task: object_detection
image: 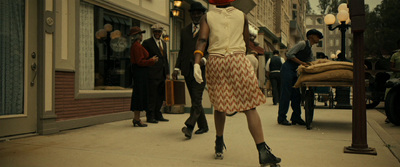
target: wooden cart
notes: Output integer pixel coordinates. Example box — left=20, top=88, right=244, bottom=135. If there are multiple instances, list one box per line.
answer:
left=301, top=81, right=353, bottom=130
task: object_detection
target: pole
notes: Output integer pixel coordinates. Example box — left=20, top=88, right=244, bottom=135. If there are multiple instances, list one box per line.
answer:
left=344, top=0, right=376, bottom=155
left=340, top=22, right=346, bottom=61
left=335, top=22, right=352, bottom=109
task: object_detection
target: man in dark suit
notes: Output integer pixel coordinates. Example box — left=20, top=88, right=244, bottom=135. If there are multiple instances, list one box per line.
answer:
left=172, top=2, right=208, bottom=139
left=142, top=23, right=169, bottom=123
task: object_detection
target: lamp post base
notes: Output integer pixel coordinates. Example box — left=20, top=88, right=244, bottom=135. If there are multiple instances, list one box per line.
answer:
left=344, top=146, right=377, bottom=155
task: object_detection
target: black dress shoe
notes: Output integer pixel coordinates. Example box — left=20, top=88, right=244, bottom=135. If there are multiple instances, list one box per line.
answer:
left=291, top=119, right=306, bottom=125
left=194, top=128, right=209, bottom=134
left=147, top=119, right=158, bottom=123
left=156, top=118, right=169, bottom=122
left=182, top=126, right=193, bottom=139
left=278, top=120, right=291, bottom=126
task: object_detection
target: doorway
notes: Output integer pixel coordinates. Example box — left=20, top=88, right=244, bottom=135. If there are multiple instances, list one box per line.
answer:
left=0, top=0, right=38, bottom=138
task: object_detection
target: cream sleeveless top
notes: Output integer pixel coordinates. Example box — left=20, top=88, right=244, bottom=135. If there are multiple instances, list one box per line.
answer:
left=206, top=6, right=246, bottom=56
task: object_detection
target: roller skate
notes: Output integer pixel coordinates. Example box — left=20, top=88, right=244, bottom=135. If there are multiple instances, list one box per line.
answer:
left=215, top=135, right=226, bottom=159
left=257, top=142, right=281, bottom=167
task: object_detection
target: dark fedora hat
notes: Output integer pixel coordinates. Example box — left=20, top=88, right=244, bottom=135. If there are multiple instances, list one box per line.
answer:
left=189, top=2, right=207, bottom=12
left=128, top=26, right=145, bottom=36
left=306, top=29, right=323, bottom=39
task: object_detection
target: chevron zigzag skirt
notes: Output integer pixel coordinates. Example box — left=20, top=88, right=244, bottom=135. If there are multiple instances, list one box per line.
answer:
left=205, top=52, right=266, bottom=113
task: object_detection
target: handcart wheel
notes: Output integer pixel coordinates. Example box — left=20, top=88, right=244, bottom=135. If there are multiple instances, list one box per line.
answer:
left=385, top=87, right=400, bottom=125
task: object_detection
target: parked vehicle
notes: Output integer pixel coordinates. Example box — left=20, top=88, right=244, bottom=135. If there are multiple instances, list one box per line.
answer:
left=365, top=72, right=390, bottom=109
left=365, top=57, right=391, bottom=109
left=385, top=78, right=400, bottom=125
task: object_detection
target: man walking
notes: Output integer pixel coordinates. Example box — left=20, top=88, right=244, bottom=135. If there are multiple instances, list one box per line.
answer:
left=265, top=50, right=285, bottom=105
left=142, top=23, right=170, bottom=123
left=172, top=2, right=209, bottom=139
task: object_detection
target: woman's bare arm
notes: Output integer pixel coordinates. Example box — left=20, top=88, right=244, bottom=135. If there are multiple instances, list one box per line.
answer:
left=194, top=14, right=210, bottom=64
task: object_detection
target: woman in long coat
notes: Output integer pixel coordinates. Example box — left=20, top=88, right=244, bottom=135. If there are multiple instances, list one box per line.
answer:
left=129, top=26, right=158, bottom=127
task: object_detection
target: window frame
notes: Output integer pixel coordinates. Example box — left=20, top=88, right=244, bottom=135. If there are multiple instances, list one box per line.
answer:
left=74, top=0, right=169, bottom=99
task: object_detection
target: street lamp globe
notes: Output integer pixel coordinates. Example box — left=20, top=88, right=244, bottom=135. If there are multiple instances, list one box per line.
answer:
left=346, top=18, right=351, bottom=24
left=331, top=53, right=336, bottom=59
left=324, top=14, right=336, bottom=25
left=338, top=3, right=349, bottom=12
left=337, top=10, right=349, bottom=23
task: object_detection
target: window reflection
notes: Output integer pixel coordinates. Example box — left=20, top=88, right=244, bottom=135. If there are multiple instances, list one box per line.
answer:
left=92, top=6, right=140, bottom=89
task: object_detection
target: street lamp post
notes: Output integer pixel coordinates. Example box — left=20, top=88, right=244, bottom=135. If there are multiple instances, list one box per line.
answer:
left=324, top=5, right=352, bottom=109
left=345, top=0, right=376, bottom=155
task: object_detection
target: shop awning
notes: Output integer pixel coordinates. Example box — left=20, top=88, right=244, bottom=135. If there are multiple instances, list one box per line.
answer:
left=259, top=27, right=279, bottom=44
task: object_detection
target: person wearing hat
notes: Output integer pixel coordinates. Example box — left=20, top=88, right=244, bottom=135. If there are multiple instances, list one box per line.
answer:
left=172, top=2, right=209, bottom=139
left=129, top=26, right=158, bottom=127
left=142, top=23, right=170, bottom=123
left=192, top=0, right=281, bottom=166
left=277, top=29, right=323, bottom=126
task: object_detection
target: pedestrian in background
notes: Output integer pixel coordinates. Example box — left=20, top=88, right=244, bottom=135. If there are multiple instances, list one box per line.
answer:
left=265, top=50, right=284, bottom=105
left=172, top=2, right=209, bottom=139
left=247, top=50, right=259, bottom=74
left=390, top=39, right=400, bottom=79
left=129, top=26, right=158, bottom=127
left=142, top=23, right=170, bottom=123
left=386, top=39, right=400, bottom=123
left=277, top=29, right=323, bottom=126
left=192, top=0, right=281, bottom=166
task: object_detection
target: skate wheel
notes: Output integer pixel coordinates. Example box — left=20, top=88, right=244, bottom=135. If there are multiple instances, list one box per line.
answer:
left=214, top=153, right=224, bottom=160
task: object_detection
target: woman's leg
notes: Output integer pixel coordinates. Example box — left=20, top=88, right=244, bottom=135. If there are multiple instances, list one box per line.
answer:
left=244, top=109, right=264, bottom=144
left=214, top=110, right=226, bottom=159
left=133, top=110, right=147, bottom=127
left=214, top=110, right=226, bottom=136
left=134, top=110, right=141, bottom=121
left=245, top=109, right=281, bottom=165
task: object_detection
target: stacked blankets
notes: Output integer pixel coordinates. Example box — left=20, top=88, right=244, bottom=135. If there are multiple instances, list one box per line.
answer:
left=293, top=59, right=354, bottom=88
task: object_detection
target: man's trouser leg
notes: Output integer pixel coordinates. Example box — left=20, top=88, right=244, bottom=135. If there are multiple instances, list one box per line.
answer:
left=278, top=63, right=297, bottom=123
left=184, top=77, right=208, bottom=129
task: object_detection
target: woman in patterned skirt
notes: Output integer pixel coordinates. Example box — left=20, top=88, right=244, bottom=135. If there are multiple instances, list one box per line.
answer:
left=192, top=0, right=281, bottom=166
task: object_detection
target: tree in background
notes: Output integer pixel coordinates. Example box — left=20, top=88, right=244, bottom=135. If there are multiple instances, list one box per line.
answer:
left=364, top=5, right=383, bottom=58
left=317, top=0, right=330, bottom=14
left=364, top=0, right=400, bottom=58
left=327, top=0, right=347, bottom=14
left=306, top=0, right=315, bottom=14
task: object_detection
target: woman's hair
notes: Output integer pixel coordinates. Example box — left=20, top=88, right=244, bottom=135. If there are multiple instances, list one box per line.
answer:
left=131, top=33, right=141, bottom=42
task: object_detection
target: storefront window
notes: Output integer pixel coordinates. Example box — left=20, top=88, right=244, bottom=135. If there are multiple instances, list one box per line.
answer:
left=80, top=2, right=149, bottom=90
left=93, top=7, right=139, bottom=89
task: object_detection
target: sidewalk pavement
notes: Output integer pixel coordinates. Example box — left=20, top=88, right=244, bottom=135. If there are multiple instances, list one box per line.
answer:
left=0, top=101, right=399, bottom=167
